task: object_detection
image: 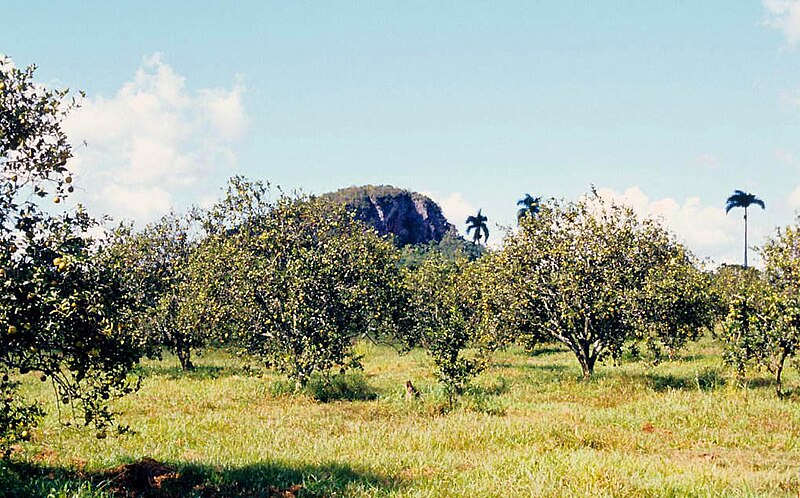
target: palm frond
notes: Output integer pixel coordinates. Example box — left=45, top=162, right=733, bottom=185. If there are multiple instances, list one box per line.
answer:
left=725, top=190, right=765, bottom=213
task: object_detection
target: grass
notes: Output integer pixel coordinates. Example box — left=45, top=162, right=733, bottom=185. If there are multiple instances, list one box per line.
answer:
left=3, top=337, right=800, bottom=497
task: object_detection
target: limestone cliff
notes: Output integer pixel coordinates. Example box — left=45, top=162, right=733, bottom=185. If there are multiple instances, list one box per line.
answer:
left=322, top=185, right=455, bottom=246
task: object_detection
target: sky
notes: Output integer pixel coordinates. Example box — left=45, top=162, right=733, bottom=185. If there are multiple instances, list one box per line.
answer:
left=3, top=1, right=800, bottom=265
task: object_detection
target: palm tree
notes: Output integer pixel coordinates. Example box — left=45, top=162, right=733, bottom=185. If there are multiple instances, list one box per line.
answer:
left=725, top=190, right=765, bottom=268
left=516, top=193, right=541, bottom=222
left=466, top=209, right=489, bottom=245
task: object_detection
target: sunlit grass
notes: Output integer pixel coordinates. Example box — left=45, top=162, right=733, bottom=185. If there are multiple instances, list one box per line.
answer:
left=3, top=336, right=800, bottom=497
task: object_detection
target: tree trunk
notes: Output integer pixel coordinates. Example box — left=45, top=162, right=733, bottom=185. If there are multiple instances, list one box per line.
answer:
left=576, top=344, right=596, bottom=379
left=176, top=347, right=194, bottom=371
left=579, top=359, right=590, bottom=378
left=775, top=348, right=789, bottom=398
left=743, top=208, right=748, bottom=268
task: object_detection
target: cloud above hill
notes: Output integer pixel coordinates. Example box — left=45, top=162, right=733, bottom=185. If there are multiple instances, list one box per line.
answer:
left=64, top=53, right=246, bottom=223
left=424, top=191, right=476, bottom=232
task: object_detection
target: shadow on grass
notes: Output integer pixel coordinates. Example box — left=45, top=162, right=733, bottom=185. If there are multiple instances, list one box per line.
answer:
left=270, top=372, right=379, bottom=403
left=626, top=368, right=727, bottom=392
left=528, top=346, right=568, bottom=357
left=468, top=376, right=509, bottom=397
left=739, top=376, right=776, bottom=389
left=137, top=363, right=264, bottom=381
left=0, top=457, right=401, bottom=498
left=491, top=362, right=569, bottom=374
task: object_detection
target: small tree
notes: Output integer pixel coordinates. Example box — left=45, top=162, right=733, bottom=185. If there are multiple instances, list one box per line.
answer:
left=494, top=194, right=708, bottom=377
left=635, top=247, right=716, bottom=361
left=197, top=179, right=405, bottom=389
left=721, top=221, right=800, bottom=396
left=402, top=253, right=489, bottom=402
left=109, top=212, right=207, bottom=370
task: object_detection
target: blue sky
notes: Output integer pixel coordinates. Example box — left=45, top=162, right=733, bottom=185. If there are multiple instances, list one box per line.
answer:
left=3, top=1, right=800, bottom=264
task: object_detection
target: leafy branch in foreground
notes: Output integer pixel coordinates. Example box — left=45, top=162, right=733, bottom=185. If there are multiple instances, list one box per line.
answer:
left=0, top=57, right=142, bottom=450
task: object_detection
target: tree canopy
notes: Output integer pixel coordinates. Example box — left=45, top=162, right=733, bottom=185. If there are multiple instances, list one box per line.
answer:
left=0, top=57, right=143, bottom=448
left=488, top=193, right=714, bottom=377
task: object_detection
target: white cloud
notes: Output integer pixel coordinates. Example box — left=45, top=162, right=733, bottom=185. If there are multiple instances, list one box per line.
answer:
left=64, top=53, right=246, bottom=224
left=775, top=148, right=800, bottom=168
left=775, top=149, right=800, bottom=212
left=423, top=191, right=476, bottom=233
left=100, top=184, right=173, bottom=221
left=693, top=153, right=720, bottom=169
left=199, top=80, right=246, bottom=140
left=595, top=186, right=753, bottom=265
left=789, top=185, right=800, bottom=210
left=763, top=0, right=800, bottom=45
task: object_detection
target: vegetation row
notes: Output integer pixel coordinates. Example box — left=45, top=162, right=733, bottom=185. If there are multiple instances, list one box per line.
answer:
left=1, top=58, right=799, bottom=466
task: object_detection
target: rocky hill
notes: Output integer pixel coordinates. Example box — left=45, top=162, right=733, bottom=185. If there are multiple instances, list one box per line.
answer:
left=322, top=185, right=456, bottom=246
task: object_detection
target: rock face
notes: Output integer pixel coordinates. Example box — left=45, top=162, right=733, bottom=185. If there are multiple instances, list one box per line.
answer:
left=322, top=185, right=455, bottom=246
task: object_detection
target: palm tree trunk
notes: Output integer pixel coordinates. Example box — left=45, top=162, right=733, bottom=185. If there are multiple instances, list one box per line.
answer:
left=743, top=207, right=748, bottom=268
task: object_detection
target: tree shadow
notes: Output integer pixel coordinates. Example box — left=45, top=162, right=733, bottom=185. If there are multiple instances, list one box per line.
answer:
left=626, top=368, right=727, bottom=392
left=137, top=363, right=264, bottom=381
left=490, top=362, right=568, bottom=373
left=0, top=457, right=402, bottom=498
left=528, top=346, right=568, bottom=357
left=468, top=376, right=509, bottom=397
left=739, top=376, right=775, bottom=389
left=269, top=372, right=379, bottom=402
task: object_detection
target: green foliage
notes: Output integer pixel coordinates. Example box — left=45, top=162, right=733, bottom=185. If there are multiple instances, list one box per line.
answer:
left=712, top=264, right=759, bottom=318
left=0, top=57, right=142, bottom=452
left=0, top=377, right=42, bottom=456
left=721, top=219, right=800, bottom=395
left=270, top=372, right=378, bottom=402
left=398, top=231, right=483, bottom=270
left=196, top=177, right=406, bottom=387
left=634, top=246, right=716, bottom=361
left=0, top=57, right=77, bottom=213
left=401, top=253, right=488, bottom=401
left=108, top=212, right=207, bottom=370
left=0, top=206, right=143, bottom=435
left=491, top=193, right=711, bottom=377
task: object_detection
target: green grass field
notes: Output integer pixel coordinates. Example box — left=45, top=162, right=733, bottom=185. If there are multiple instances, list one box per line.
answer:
left=2, top=338, right=799, bottom=497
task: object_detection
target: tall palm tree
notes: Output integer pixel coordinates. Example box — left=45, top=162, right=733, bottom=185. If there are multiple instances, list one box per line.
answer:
left=725, top=190, right=765, bottom=268
left=466, top=209, right=489, bottom=245
left=516, top=193, right=541, bottom=222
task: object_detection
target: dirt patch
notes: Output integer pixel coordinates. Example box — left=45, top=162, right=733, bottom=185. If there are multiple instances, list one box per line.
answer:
left=641, top=422, right=673, bottom=436
left=99, top=458, right=181, bottom=495
left=97, top=458, right=305, bottom=497
left=267, top=484, right=304, bottom=497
